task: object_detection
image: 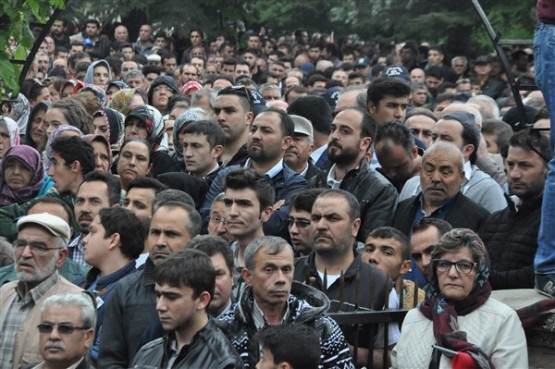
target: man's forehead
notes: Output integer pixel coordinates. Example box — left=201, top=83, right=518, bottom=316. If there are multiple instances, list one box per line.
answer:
left=127, top=187, right=156, bottom=200
left=366, top=236, right=401, bottom=250
left=78, top=181, right=108, bottom=197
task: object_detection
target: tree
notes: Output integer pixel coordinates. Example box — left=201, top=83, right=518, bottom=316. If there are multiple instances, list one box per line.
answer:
left=1, top=0, right=65, bottom=96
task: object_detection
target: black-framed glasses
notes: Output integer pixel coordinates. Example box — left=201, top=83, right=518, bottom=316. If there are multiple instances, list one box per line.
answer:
left=37, top=322, right=91, bottom=335
left=433, top=259, right=477, bottom=274
left=286, top=218, right=312, bottom=229
left=13, top=240, right=62, bottom=255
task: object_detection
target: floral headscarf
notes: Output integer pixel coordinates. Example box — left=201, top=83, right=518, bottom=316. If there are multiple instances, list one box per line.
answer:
left=109, top=88, right=136, bottom=116
left=0, top=145, right=44, bottom=206
left=92, top=108, right=125, bottom=151
left=0, top=116, right=21, bottom=148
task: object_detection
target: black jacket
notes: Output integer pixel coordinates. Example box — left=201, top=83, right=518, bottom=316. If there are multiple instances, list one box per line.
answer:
left=23, top=357, right=92, bottom=369
left=131, top=319, right=243, bottom=369
left=479, top=195, right=543, bottom=289
left=97, top=258, right=158, bottom=369
left=392, top=192, right=490, bottom=236
left=308, top=157, right=398, bottom=241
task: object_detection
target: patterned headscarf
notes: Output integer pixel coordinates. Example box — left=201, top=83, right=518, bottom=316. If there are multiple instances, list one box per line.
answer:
left=109, top=88, right=136, bottom=116
left=0, top=117, right=21, bottom=148
left=92, top=108, right=125, bottom=150
left=0, top=145, right=44, bottom=206
left=124, top=105, right=167, bottom=152
left=79, top=84, right=108, bottom=108
left=11, top=93, right=30, bottom=133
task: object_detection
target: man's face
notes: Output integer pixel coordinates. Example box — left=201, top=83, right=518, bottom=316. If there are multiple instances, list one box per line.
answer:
left=75, top=180, right=111, bottom=234
left=125, top=75, right=145, bottom=89
left=190, top=31, right=202, bottom=46
left=406, top=115, right=435, bottom=148
left=163, top=57, right=177, bottom=73
left=425, top=75, right=442, bottom=92
left=309, top=47, right=321, bottom=62
left=124, top=187, right=156, bottom=226
left=248, top=36, right=260, bottom=49
left=51, top=21, right=64, bottom=36
left=183, top=133, right=219, bottom=177
left=155, top=283, right=204, bottom=332
left=47, top=152, right=77, bottom=194
left=288, top=207, right=314, bottom=256
left=348, top=77, right=365, bottom=86
left=269, top=64, right=285, bottom=80
left=411, top=88, right=428, bottom=107
left=431, top=119, right=469, bottom=158
left=332, top=70, right=348, bottom=87
left=243, top=52, right=257, bottom=68
left=39, top=305, right=93, bottom=368
left=248, top=111, right=290, bottom=164
left=139, top=25, right=152, bottom=42
left=114, top=25, right=128, bottom=42
left=70, top=45, right=84, bottom=54
left=191, top=57, right=205, bottom=74
left=427, top=49, right=443, bottom=66
left=85, top=23, right=99, bottom=38
left=506, top=145, right=547, bottom=200
left=284, top=134, right=312, bottom=172
left=261, top=88, right=280, bottom=101
left=474, top=63, right=491, bottom=77
left=284, top=76, right=300, bottom=89
left=243, top=246, right=294, bottom=308
left=420, top=147, right=464, bottom=208
left=151, top=83, right=174, bottom=111
left=343, top=54, right=355, bottom=64
left=375, top=139, right=417, bottom=188
left=214, top=94, right=252, bottom=142
left=368, top=95, right=409, bottom=124
left=362, top=236, right=406, bottom=280
left=121, top=47, right=134, bottom=61
left=452, top=60, right=467, bottom=75
left=15, top=225, right=66, bottom=284
left=147, top=206, right=192, bottom=266
left=312, top=196, right=359, bottom=257
left=400, top=48, right=415, bottom=64
left=82, top=215, right=112, bottom=267
left=235, top=64, right=251, bottom=80
left=52, top=58, right=68, bottom=72
left=224, top=187, right=270, bottom=239
left=181, top=66, right=199, bottom=84
left=209, top=253, right=234, bottom=316
left=37, top=54, right=50, bottom=72
left=220, top=64, right=235, bottom=78
left=328, top=109, right=368, bottom=166
left=208, top=201, right=235, bottom=244
left=121, top=61, right=139, bottom=75
left=410, top=226, right=441, bottom=279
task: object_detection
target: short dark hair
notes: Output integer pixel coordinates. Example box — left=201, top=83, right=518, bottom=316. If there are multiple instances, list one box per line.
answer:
left=154, top=248, right=215, bottom=299
left=182, top=120, right=225, bottom=149
left=153, top=201, right=202, bottom=238
left=120, top=137, right=153, bottom=164
left=287, top=95, right=332, bottom=135
left=259, top=108, right=294, bottom=137
left=127, top=177, right=168, bottom=194
left=316, top=189, right=360, bottom=221
left=412, top=217, right=452, bottom=237
left=50, top=136, right=95, bottom=176
left=27, top=197, right=73, bottom=224
left=509, top=129, right=550, bottom=163
left=98, top=207, right=146, bottom=260
left=290, top=188, right=325, bottom=213
left=441, top=112, right=481, bottom=164
left=426, top=65, right=444, bottom=79
left=188, top=235, right=234, bottom=274
left=81, top=172, right=121, bottom=206
left=152, top=189, right=195, bottom=211
left=367, top=77, right=411, bottom=106
left=217, top=85, right=253, bottom=112
left=375, top=120, right=415, bottom=154
left=256, top=324, right=321, bottom=369
left=223, top=169, right=275, bottom=211
left=307, top=74, right=327, bottom=87
left=367, top=226, right=410, bottom=260
left=481, top=119, right=513, bottom=154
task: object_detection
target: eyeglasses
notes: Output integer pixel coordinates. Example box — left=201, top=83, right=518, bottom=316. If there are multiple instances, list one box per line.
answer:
left=152, top=85, right=174, bottom=94
left=209, top=215, right=225, bottom=225
left=286, top=218, right=312, bottom=229
left=13, top=240, right=62, bottom=255
left=433, top=259, right=477, bottom=274
left=37, top=322, right=91, bottom=335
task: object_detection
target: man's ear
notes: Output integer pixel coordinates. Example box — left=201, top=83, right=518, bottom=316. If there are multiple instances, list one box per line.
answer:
left=411, top=145, right=419, bottom=159
left=360, top=137, right=372, bottom=152
left=70, top=160, right=81, bottom=174
left=246, top=112, right=255, bottom=125
left=260, top=206, right=273, bottom=223
left=367, top=101, right=376, bottom=114
left=400, top=259, right=412, bottom=275
left=462, top=143, right=475, bottom=162
left=55, top=248, right=68, bottom=269
left=212, top=144, right=224, bottom=158
left=282, top=136, right=292, bottom=150
left=197, top=290, right=212, bottom=310
left=242, top=267, right=252, bottom=287
left=108, top=232, right=121, bottom=251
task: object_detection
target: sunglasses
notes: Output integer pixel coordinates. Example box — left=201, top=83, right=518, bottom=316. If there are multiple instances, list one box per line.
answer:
left=37, top=322, right=91, bottom=334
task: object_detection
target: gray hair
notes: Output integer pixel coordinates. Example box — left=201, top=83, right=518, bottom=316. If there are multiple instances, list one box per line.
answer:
left=244, top=236, right=293, bottom=270
left=55, top=236, right=68, bottom=249
left=191, top=88, right=217, bottom=108
left=468, top=95, right=500, bottom=120
left=431, top=228, right=487, bottom=268
left=423, top=141, right=465, bottom=173
left=124, top=69, right=146, bottom=82
left=41, top=293, right=97, bottom=330
left=259, top=83, right=281, bottom=94
left=213, top=192, right=226, bottom=203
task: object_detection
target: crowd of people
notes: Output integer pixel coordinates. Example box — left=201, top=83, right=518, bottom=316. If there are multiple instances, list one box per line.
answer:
left=1, top=1, right=555, bottom=368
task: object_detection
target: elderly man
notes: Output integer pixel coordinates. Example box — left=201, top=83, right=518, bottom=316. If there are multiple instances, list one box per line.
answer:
left=217, top=236, right=355, bottom=369
left=28, top=293, right=96, bottom=369
left=284, top=115, right=321, bottom=181
left=0, top=214, right=82, bottom=369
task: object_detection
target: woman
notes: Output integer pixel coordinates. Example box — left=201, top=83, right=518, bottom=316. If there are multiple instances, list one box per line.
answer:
left=20, top=79, right=51, bottom=108
left=84, top=60, right=112, bottom=89
left=82, top=134, right=112, bottom=173
left=92, top=108, right=125, bottom=151
left=117, top=137, right=152, bottom=191
left=44, top=99, right=93, bottom=137
left=0, top=145, right=52, bottom=206
left=25, top=102, right=49, bottom=153
left=0, top=117, right=20, bottom=159
left=391, top=229, right=528, bottom=369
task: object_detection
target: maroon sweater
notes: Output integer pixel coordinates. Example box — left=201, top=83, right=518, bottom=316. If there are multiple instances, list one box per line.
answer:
left=538, top=0, right=555, bottom=22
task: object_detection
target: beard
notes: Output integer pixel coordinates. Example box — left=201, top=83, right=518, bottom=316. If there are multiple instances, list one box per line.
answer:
left=328, top=142, right=360, bottom=166
left=313, top=233, right=353, bottom=259
left=16, top=251, right=59, bottom=283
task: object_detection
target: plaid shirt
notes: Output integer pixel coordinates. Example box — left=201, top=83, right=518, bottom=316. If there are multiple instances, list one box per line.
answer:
left=68, top=234, right=89, bottom=267
left=0, top=273, right=59, bottom=368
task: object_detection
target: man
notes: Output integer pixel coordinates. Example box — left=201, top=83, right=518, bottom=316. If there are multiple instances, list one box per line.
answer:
left=235, top=61, right=252, bottom=80
left=284, top=115, right=320, bottom=180
left=308, top=108, right=398, bottom=240
left=259, top=83, right=281, bottom=101
left=123, top=177, right=167, bottom=228
left=473, top=55, right=506, bottom=99
left=393, top=141, right=490, bottom=236
left=409, top=67, right=425, bottom=84
left=50, top=19, right=70, bottom=49
left=256, top=324, right=321, bottom=369
left=0, top=213, right=82, bottom=369
left=161, top=53, right=177, bottom=74
left=410, top=83, right=429, bottom=107
left=375, top=121, right=421, bottom=191
left=131, top=249, right=242, bottom=369
left=294, top=189, right=391, bottom=367
left=335, top=88, right=367, bottom=114
left=362, top=227, right=424, bottom=309
left=207, top=193, right=236, bottom=244
left=217, top=236, right=355, bottom=369
left=221, top=58, right=236, bottom=79
left=403, top=108, right=438, bottom=148
left=287, top=189, right=323, bottom=257
left=0, top=136, right=94, bottom=242
left=409, top=218, right=452, bottom=280
left=480, top=130, right=549, bottom=289
left=213, top=86, right=254, bottom=166
left=182, top=120, right=224, bottom=183
left=79, top=208, right=145, bottom=361
left=98, top=202, right=201, bottom=369
left=366, top=78, right=411, bottom=125
left=133, top=24, right=154, bottom=56
left=401, top=111, right=507, bottom=214
left=113, top=24, right=129, bottom=43
left=180, top=64, right=200, bottom=84
left=32, top=293, right=96, bottom=369
left=147, top=75, right=179, bottom=114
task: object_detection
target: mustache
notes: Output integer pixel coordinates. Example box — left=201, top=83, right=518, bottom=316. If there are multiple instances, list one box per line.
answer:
left=78, top=214, right=93, bottom=221
left=44, top=344, right=65, bottom=350
left=427, top=183, right=446, bottom=191
left=329, top=140, right=341, bottom=149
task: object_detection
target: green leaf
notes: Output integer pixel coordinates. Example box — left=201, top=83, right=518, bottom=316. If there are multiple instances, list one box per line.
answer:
left=0, top=58, right=20, bottom=96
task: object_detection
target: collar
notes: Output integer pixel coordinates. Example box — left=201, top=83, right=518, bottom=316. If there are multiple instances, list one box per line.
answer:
left=418, top=192, right=459, bottom=217
left=86, top=262, right=136, bottom=292
left=300, top=162, right=309, bottom=177
left=463, top=160, right=473, bottom=182
left=310, top=144, right=328, bottom=162
left=326, top=164, right=342, bottom=189
left=252, top=298, right=290, bottom=330
left=17, top=272, right=60, bottom=302
left=244, top=158, right=284, bottom=179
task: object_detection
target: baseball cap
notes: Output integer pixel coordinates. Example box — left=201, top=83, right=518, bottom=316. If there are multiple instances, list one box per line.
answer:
left=83, top=38, right=95, bottom=47
left=475, top=55, right=493, bottom=65
left=290, top=114, right=313, bottom=140
left=17, top=213, right=71, bottom=243
left=382, top=65, right=410, bottom=83
left=355, top=57, right=371, bottom=67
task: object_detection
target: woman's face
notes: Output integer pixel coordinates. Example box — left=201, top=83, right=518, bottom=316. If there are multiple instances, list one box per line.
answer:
left=48, top=84, right=60, bottom=103
left=30, top=109, right=47, bottom=149
left=93, top=116, right=110, bottom=142
left=124, top=117, right=148, bottom=140
left=91, top=141, right=111, bottom=173
left=44, top=108, right=69, bottom=137
left=4, top=159, right=33, bottom=190
left=93, top=65, right=109, bottom=87
left=0, top=124, right=12, bottom=158
left=62, top=85, right=73, bottom=99
left=33, top=87, right=51, bottom=106
left=117, top=141, right=151, bottom=187
left=436, top=247, right=478, bottom=301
